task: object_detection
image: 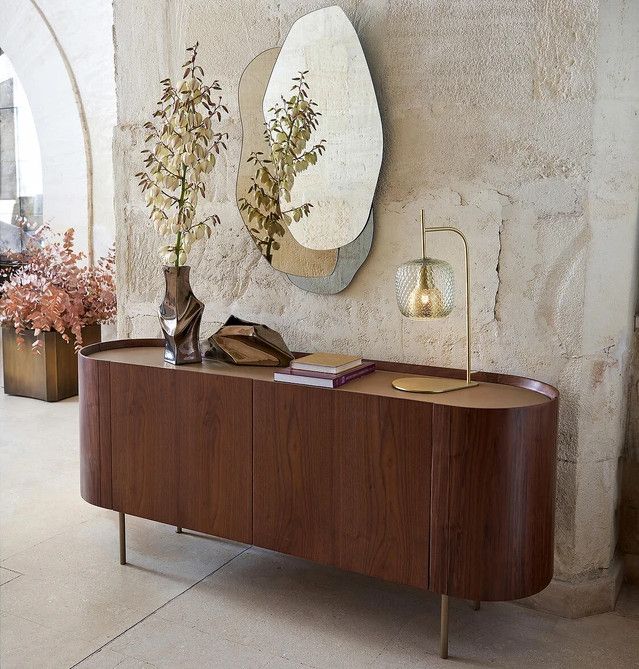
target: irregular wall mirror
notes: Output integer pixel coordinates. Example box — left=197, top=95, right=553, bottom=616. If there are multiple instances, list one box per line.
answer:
left=263, top=6, right=383, bottom=251
left=287, top=209, right=374, bottom=294
left=237, top=48, right=338, bottom=278
left=237, top=5, right=382, bottom=292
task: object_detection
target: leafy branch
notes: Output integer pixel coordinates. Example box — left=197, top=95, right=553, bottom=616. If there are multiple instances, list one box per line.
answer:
left=136, top=42, right=228, bottom=267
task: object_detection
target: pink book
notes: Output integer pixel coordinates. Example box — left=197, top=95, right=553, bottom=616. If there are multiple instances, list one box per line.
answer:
left=273, top=362, right=375, bottom=388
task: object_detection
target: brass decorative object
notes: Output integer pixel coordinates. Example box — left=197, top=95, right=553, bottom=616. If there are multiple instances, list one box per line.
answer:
left=204, top=315, right=293, bottom=367
left=393, top=210, right=479, bottom=394
left=158, top=266, right=204, bottom=365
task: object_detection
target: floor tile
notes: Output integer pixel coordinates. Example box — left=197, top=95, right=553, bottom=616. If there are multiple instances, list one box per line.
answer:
left=261, top=657, right=318, bottom=669
left=75, top=648, right=152, bottom=668
left=2, top=513, right=247, bottom=605
left=0, top=612, right=95, bottom=669
left=0, top=516, right=247, bottom=647
left=0, top=394, right=100, bottom=560
left=105, top=615, right=279, bottom=669
left=0, top=572, right=147, bottom=645
left=157, top=547, right=425, bottom=669
left=373, top=598, right=639, bottom=669
left=0, top=567, right=21, bottom=585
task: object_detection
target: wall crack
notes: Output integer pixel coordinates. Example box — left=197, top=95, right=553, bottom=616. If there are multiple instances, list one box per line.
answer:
left=493, top=218, right=505, bottom=322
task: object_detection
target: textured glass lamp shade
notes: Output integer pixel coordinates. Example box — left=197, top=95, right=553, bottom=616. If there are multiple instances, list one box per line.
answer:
left=395, top=258, right=455, bottom=319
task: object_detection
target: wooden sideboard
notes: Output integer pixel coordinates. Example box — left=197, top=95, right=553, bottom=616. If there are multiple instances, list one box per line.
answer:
left=79, top=339, right=558, bottom=659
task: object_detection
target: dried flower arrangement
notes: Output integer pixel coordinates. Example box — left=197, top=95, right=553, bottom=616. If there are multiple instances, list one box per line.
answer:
left=136, top=42, right=229, bottom=267
left=0, top=228, right=116, bottom=351
left=238, top=70, right=326, bottom=263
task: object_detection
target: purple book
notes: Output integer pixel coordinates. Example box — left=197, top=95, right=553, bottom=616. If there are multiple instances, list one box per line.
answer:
left=273, top=362, right=375, bottom=388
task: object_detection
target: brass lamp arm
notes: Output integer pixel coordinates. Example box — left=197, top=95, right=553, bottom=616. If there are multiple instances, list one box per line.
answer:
left=420, top=213, right=472, bottom=386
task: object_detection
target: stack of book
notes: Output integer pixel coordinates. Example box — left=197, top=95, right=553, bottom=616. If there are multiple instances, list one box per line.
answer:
left=274, top=353, right=375, bottom=388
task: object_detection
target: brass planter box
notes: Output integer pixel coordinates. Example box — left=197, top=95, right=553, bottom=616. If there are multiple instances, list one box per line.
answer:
left=2, top=324, right=101, bottom=401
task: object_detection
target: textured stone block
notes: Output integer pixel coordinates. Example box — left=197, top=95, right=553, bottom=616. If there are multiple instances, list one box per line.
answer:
left=520, top=556, right=623, bottom=618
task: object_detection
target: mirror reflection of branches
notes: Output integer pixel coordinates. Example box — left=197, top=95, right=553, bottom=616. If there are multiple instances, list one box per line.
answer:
left=238, top=71, right=325, bottom=263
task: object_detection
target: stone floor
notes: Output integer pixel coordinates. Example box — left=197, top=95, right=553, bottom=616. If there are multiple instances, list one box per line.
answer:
left=1, top=382, right=638, bottom=669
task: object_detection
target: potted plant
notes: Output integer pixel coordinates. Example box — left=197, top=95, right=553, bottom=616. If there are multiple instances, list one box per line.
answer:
left=136, top=42, right=228, bottom=365
left=0, top=228, right=115, bottom=401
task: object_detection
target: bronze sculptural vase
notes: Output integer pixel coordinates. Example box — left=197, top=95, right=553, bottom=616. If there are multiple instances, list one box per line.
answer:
left=158, top=266, right=204, bottom=365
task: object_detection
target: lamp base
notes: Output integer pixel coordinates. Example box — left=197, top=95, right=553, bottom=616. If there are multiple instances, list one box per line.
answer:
left=392, top=376, right=479, bottom=394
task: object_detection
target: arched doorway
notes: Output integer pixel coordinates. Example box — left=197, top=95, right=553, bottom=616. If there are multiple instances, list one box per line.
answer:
left=0, top=50, right=43, bottom=252
left=0, top=0, right=116, bottom=263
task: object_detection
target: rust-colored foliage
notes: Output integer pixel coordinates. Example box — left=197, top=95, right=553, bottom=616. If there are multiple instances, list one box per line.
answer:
left=0, top=228, right=116, bottom=352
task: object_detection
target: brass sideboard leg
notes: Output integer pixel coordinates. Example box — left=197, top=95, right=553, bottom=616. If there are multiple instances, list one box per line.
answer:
left=473, top=600, right=480, bottom=611
left=119, top=512, right=126, bottom=565
left=176, top=526, right=183, bottom=533
left=440, top=594, right=449, bottom=659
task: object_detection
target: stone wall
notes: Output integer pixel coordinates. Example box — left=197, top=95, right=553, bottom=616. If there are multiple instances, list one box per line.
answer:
left=112, top=0, right=639, bottom=614
left=0, top=0, right=116, bottom=258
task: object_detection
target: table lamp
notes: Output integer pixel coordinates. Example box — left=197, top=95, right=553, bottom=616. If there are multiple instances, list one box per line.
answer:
left=393, top=210, right=479, bottom=393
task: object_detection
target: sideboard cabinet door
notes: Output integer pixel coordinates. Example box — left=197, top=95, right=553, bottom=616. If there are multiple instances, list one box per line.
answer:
left=430, top=404, right=557, bottom=601
left=253, top=381, right=431, bottom=589
left=176, top=373, right=252, bottom=543
left=110, top=365, right=253, bottom=543
left=111, top=364, right=179, bottom=525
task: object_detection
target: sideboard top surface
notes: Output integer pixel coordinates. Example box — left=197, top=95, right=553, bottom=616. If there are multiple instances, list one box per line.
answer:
left=82, top=341, right=552, bottom=410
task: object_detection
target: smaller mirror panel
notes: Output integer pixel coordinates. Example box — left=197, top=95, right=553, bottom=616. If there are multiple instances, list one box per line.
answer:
left=287, top=209, right=374, bottom=295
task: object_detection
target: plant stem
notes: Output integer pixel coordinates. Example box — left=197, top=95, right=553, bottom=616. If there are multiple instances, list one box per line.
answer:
left=174, top=165, right=188, bottom=268
left=265, top=237, right=273, bottom=263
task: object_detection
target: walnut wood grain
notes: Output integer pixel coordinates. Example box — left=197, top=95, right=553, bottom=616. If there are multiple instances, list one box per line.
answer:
left=79, top=339, right=558, bottom=603
left=176, top=372, right=252, bottom=542
left=98, top=362, right=112, bottom=508
left=253, top=382, right=336, bottom=564
left=335, top=393, right=431, bottom=587
left=253, top=381, right=431, bottom=588
left=79, top=353, right=102, bottom=506
left=430, top=402, right=558, bottom=600
left=429, top=405, right=451, bottom=595
left=110, top=364, right=179, bottom=525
